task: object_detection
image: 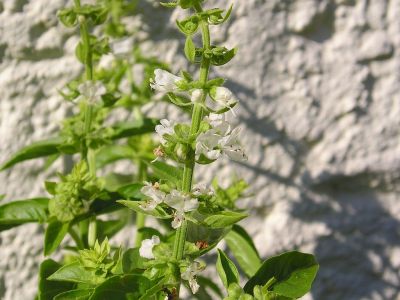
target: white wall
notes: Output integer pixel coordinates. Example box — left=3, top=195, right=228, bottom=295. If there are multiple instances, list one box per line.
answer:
left=1, top=0, right=400, bottom=299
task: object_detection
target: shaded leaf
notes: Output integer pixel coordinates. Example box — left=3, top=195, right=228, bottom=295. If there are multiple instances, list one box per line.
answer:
left=145, top=161, right=183, bottom=188
left=117, top=200, right=171, bottom=219
left=54, top=289, right=94, bottom=300
left=1, top=138, right=63, bottom=170
left=38, top=259, right=74, bottom=300
left=203, top=211, right=248, bottom=228
left=216, top=249, right=240, bottom=289
left=225, top=225, right=261, bottom=277
left=243, top=251, right=319, bottom=298
left=117, top=183, right=144, bottom=200
left=44, top=220, right=69, bottom=256
left=48, top=261, right=103, bottom=285
left=111, top=119, right=158, bottom=140
left=96, top=145, right=135, bottom=168
left=0, top=198, right=49, bottom=229
left=89, top=274, right=152, bottom=300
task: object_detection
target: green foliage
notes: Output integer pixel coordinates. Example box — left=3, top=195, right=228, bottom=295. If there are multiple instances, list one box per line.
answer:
left=244, top=251, right=319, bottom=298
left=38, top=259, right=74, bottom=300
left=225, top=225, right=261, bottom=277
left=78, top=238, right=120, bottom=277
left=0, top=198, right=49, bottom=230
left=48, top=162, right=104, bottom=222
left=216, top=249, right=240, bottom=289
left=0, top=138, right=62, bottom=170
left=0, top=1, right=319, bottom=299
left=44, top=220, right=69, bottom=255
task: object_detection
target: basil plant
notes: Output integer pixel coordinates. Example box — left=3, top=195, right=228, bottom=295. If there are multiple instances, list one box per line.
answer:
left=0, top=0, right=319, bottom=299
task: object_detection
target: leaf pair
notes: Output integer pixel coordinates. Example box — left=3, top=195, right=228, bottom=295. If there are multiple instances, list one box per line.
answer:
left=217, top=247, right=319, bottom=299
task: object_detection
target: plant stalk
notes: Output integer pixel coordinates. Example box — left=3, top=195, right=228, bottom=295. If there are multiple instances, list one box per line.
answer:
left=135, top=160, right=147, bottom=247
left=76, top=0, right=97, bottom=247
left=172, top=3, right=211, bottom=297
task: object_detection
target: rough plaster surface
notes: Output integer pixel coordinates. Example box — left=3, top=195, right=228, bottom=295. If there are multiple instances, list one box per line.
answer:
left=1, top=0, right=400, bottom=299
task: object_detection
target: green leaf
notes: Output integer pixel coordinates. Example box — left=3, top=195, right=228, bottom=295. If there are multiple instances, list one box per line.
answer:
left=160, top=1, right=178, bottom=8
left=0, top=198, right=49, bottom=229
left=122, top=248, right=146, bottom=273
left=44, top=181, right=57, bottom=195
left=137, top=227, right=163, bottom=241
left=224, top=283, right=253, bottom=300
left=97, top=218, right=128, bottom=241
left=75, top=41, right=87, bottom=64
left=110, top=118, right=158, bottom=140
left=89, top=274, right=152, bottom=300
left=48, top=261, right=103, bottom=285
left=96, top=145, right=134, bottom=168
left=54, top=289, right=94, bottom=300
left=117, top=200, right=171, bottom=219
left=203, top=211, right=248, bottom=228
left=145, top=161, right=183, bottom=188
left=243, top=251, right=319, bottom=298
left=225, top=225, right=261, bottom=277
left=184, top=35, right=196, bottom=62
left=38, top=259, right=74, bottom=300
left=57, top=8, right=78, bottom=28
left=1, top=138, right=62, bottom=170
left=44, top=220, right=69, bottom=256
left=210, top=47, right=237, bottom=66
left=117, top=183, right=144, bottom=200
left=197, top=276, right=224, bottom=298
left=217, top=249, right=240, bottom=289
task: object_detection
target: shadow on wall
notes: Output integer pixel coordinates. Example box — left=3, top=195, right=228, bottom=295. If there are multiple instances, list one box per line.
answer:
left=292, top=177, right=400, bottom=300
left=225, top=78, right=400, bottom=299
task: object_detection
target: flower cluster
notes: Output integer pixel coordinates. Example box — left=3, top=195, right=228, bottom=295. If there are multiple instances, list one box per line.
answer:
left=140, top=182, right=206, bottom=229
left=196, top=114, right=247, bottom=162
left=151, top=69, right=247, bottom=165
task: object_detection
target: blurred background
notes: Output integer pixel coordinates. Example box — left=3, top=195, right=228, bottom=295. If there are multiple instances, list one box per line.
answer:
left=1, top=0, right=400, bottom=299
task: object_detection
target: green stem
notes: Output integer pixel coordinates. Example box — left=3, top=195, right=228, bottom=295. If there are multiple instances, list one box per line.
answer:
left=76, top=0, right=97, bottom=247
left=134, top=160, right=147, bottom=247
left=172, top=3, right=212, bottom=297
left=88, top=217, right=97, bottom=248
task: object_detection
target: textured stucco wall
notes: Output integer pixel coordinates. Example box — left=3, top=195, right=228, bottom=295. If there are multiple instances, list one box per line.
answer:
left=1, top=0, right=400, bottom=299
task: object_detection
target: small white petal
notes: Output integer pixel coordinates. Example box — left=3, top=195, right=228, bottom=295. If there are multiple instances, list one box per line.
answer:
left=155, top=119, right=175, bottom=145
left=223, top=146, right=248, bottom=161
left=191, top=89, right=204, bottom=103
left=184, top=198, right=199, bottom=212
left=150, top=69, right=182, bottom=93
left=189, top=278, right=200, bottom=294
left=139, top=235, right=160, bottom=259
left=172, top=211, right=184, bottom=229
left=192, top=183, right=214, bottom=197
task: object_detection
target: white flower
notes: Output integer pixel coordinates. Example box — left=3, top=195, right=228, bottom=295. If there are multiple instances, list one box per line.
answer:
left=204, top=114, right=231, bottom=136
left=77, top=81, right=106, bottom=104
left=140, top=182, right=166, bottom=211
left=155, top=119, right=175, bottom=145
left=218, top=127, right=248, bottom=161
left=181, top=261, right=205, bottom=294
left=139, top=235, right=160, bottom=259
left=164, top=190, right=199, bottom=229
left=150, top=69, right=183, bottom=93
left=191, top=89, right=204, bottom=103
left=195, top=120, right=247, bottom=162
left=192, top=183, right=214, bottom=197
left=196, top=131, right=221, bottom=160
left=210, top=87, right=237, bottom=112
